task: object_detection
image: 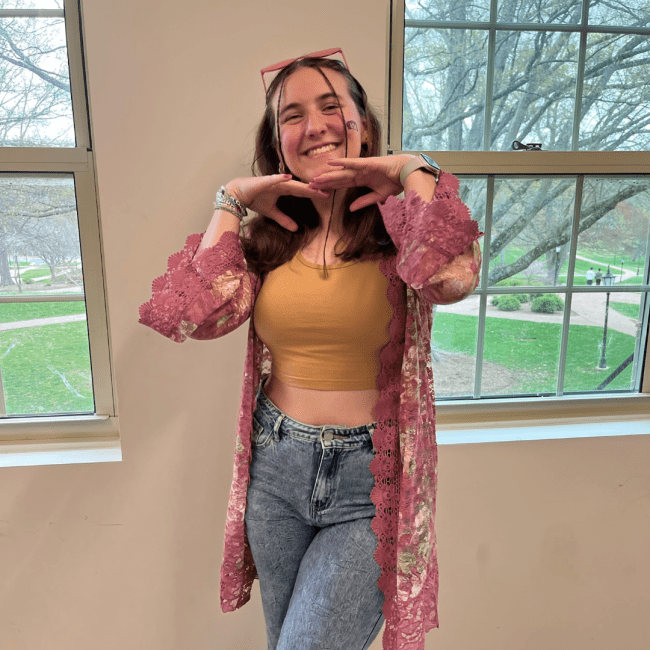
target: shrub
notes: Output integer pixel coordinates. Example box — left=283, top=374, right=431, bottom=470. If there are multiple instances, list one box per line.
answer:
left=497, top=295, right=521, bottom=311
left=531, top=294, right=564, bottom=313
left=491, top=296, right=500, bottom=306
left=514, top=293, right=529, bottom=303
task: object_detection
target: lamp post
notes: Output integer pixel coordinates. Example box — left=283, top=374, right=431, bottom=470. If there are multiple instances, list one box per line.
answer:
left=598, top=267, right=616, bottom=370
left=620, top=259, right=624, bottom=281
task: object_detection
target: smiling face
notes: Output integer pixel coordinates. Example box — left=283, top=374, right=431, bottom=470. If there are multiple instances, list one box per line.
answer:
left=273, top=66, right=367, bottom=183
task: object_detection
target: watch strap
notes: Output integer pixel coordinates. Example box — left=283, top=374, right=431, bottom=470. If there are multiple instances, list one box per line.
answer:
left=399, top=153, right=441, bottom=186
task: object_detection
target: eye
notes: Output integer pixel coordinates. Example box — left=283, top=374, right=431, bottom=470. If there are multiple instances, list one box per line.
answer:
left=323, top=104, right=340, bottom=112
left=282, top=113, right=301, bottom=123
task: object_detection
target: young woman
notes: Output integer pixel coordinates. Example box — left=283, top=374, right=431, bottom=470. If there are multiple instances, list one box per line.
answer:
left=140, top=50, right=482, bottom=650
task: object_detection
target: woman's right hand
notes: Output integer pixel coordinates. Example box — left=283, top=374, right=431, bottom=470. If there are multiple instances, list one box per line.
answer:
left=226, top=175, right=329, bottom=232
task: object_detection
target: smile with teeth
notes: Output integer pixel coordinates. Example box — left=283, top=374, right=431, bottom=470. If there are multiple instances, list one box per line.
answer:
left=305, top=143, right=339, bottom=156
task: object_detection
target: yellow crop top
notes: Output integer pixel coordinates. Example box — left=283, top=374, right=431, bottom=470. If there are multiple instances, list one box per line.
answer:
left=253, top=250, right=393, bottom=390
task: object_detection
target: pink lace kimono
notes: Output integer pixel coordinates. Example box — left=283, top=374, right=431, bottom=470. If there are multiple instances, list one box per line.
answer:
left=139, top=172, right=482, bottom=650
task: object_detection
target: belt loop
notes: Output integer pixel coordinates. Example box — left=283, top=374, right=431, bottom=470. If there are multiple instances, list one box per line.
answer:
left=272, top=414, right=284, bottom=442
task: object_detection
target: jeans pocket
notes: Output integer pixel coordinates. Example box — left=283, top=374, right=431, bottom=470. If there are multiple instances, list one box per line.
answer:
left=251, top=414, right=273, bottom=448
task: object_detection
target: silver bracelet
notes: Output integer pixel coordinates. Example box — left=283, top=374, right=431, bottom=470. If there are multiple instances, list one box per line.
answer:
left=214, top=186, right=248, bottom=220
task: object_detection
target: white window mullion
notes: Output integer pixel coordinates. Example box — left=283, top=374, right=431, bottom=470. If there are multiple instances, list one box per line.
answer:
left=556, top=175, right=584, bottom=395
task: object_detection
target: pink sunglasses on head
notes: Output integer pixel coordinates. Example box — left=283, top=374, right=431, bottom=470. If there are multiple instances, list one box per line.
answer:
left=260, top=48, right=350, bottom=93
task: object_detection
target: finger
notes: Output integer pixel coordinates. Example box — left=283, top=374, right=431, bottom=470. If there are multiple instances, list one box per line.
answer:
left=309, top=171, right=359, bottom=189
left=349, top=191, right=384, bottom=211
left=326, top=158, right=369, bottom=168
left=266, top=206, right=299, bottom=232
left=283, top=180, right=331, bottom=199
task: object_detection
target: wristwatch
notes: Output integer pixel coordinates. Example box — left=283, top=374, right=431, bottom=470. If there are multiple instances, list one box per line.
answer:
left=399, top=153, right=441, bottom=186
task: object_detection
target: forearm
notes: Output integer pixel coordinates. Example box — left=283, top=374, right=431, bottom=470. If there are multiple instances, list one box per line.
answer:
left=402, top=166, right=438, bottom=202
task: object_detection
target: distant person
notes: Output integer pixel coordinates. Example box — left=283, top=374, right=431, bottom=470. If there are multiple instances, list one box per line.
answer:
left=586, top=267, right=595, bottom=285
left=595, top=268, right=603, bottom=285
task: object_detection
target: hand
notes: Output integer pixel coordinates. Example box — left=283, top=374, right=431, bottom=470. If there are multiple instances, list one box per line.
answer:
left=226, top=175, right=330, bottom=232
left=307, top=155, right=415, bottom=211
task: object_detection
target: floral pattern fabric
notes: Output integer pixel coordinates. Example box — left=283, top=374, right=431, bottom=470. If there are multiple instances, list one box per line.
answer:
left=139, top=171, right=482, bottom=650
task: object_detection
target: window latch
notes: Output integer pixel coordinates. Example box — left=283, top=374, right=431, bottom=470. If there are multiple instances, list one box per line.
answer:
left=512, top=140, right=543, bottom=151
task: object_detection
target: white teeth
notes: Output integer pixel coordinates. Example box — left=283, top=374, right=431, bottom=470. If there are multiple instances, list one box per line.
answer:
left=306, top=143, right=338, bottom=156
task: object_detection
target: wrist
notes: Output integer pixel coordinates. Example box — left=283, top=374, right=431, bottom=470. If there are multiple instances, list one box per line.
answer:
left=224, top=180, right=245, bottom=206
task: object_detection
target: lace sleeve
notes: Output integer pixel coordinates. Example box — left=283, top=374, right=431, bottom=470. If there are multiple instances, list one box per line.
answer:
left=138, top=230, right=259, bottom=343
left=378, top=172, right=482, bottom=304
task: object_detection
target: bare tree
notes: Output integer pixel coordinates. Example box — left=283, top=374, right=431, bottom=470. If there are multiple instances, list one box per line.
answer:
left=0, top=177, right=77, bottom=287
left=0, top=0, right=72, bottom=146
left=404, top=0, right=650, bottom=284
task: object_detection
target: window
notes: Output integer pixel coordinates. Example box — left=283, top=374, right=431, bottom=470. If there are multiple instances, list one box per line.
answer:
left=389, top=0, right=650, bottom=427
left=0, top=0, right=118, bottom=465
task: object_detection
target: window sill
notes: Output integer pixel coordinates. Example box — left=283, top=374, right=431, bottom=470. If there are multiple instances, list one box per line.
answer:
left=437, top=393, right=650, bottom=444
left=0, top=415, right=121, bottom=467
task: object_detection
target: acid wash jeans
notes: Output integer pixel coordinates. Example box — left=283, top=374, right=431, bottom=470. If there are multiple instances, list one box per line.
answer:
left=244, top=380, right=385, bottom=650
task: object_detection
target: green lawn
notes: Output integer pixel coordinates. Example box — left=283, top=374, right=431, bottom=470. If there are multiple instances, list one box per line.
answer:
left=490, top=245, right=647, bottom=286
left=611, top=301, right=641, bottom=319
left=20, top=269, right=51, bottom=281
left=433, top=312, right=635, bottom=395
left=0, top=320, right=93, bottom=415
left=0, top=301, right=86, bottom=324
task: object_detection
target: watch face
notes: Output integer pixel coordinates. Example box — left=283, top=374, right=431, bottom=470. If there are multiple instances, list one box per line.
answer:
left=421, top=153, right=440, bottom=170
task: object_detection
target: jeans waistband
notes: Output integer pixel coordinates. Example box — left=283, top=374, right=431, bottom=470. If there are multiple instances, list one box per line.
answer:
left=255, top=379, right=377, bottom=447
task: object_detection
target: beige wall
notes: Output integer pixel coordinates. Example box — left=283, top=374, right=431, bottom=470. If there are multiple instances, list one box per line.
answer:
left=0, top=1, right=649, bottom=648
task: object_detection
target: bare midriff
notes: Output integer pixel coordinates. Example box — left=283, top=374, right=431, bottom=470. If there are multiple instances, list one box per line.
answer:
left=263, top=374, right=380, bottom=428
left=259, top=238, right=381, bottom=428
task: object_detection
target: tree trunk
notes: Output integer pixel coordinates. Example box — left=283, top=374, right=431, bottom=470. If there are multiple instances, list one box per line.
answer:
left=0, top=250, right=14, bottom=287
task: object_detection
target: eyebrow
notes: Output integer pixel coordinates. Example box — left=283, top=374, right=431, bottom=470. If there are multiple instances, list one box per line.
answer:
left=279, top=92, right=342, bottom=117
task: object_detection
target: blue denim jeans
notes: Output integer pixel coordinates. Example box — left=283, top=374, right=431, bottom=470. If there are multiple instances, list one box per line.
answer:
left=245, top=380, right=385, bottom=650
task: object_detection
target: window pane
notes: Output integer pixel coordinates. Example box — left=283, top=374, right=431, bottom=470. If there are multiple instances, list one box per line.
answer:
left=576, top=177, right=650, bottom=287
left=460, top=176, right=488, bottom=232
left=588, top=0, right=650, bottom=27
left=481, top=301, right=564, bottom=396
left=564, top=292, right=643, bottom=393
left=406, top=0, right=490, bottom=22
left=580, top=33, right=650, bottom=151
left=489, top=177, right=577, bottom=287
left=496, top=0, right=582, bottom=24
left=0, top=175, right=84, bottom=297
left=491, top=30, right=579, bottom=151
left=0, top=15, right=74, bottom=146
left=403, top=28, right=488, bottom=151
left=0, top=300, right=93, bottom=415
left=0, top=174, right=92, bottom=416
left=431, top=300, right=479, bottom=398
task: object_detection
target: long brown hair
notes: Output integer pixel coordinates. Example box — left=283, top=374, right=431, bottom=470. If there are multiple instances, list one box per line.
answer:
left=241, top=57, right=396, bottom=279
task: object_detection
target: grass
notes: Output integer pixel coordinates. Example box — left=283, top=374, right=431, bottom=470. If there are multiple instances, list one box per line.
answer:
left=0, top=320, right=93, bottom=415
left=0, top=301, right=86, bottom=324
left=432, top=312, right=636, bottom=395
left=491, top=245, right=647, bottom=286
left=611, top=301, right=641, bottom=319
left=20, top=269, right=51, bottom=281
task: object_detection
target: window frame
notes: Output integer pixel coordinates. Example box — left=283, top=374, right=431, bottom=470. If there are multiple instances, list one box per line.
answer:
left=0, top=0, right=119, bottom=466
left=387, top=0, right=650, bottom=432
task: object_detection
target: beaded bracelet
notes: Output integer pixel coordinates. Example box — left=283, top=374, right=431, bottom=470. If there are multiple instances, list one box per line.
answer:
left=214, top=186, right=248, bottom=220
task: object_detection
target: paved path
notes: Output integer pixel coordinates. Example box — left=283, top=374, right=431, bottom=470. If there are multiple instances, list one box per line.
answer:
left=575, top=255, right=637, bottom=283
left=442, top=291, right=641, bottom=337
left=0, top=313, right=86, bottom=333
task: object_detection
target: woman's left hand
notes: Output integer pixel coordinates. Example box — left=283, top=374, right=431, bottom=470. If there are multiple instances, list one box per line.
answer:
left=308, top=154, right=415, bottom=211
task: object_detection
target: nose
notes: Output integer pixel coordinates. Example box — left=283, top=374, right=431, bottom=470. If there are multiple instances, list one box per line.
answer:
left=305, top=110, right=327, bottom=137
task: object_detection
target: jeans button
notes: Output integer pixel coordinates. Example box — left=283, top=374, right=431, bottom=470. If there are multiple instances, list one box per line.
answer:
left=323, top=430, right=334, bottom=442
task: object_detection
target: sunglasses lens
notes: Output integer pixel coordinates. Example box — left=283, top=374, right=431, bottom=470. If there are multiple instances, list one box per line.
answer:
left=261, top=49, right=348, bottom=92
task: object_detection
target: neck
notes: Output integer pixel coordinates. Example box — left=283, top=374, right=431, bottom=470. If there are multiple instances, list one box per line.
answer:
left=310, top=189, right=348, bottom=237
